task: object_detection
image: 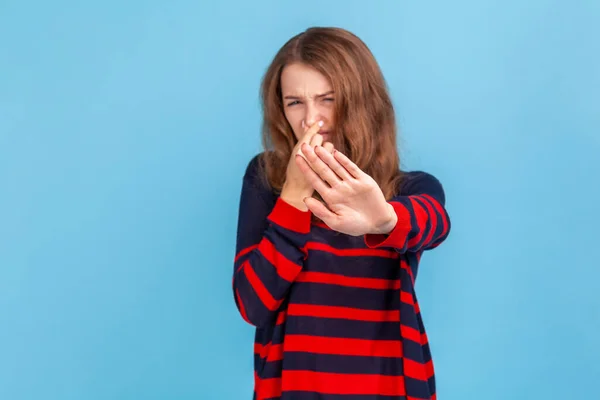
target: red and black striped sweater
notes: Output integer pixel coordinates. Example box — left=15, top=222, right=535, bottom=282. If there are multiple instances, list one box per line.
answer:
left=233, top=154, right=451, bottom=400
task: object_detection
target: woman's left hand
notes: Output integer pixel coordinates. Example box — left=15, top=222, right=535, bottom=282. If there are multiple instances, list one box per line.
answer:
left=296, top=143, right=398, bottom=236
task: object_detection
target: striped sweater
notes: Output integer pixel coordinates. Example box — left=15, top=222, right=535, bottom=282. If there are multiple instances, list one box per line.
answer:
left=232, top=153, right=451, bottom=400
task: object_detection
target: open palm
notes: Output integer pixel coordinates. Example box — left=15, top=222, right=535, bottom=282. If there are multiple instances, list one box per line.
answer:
left=295, top=143, right=397, bottom=236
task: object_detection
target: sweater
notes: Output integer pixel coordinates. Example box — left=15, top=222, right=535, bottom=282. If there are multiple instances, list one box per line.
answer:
left=232, top=153, right=451, bottom=400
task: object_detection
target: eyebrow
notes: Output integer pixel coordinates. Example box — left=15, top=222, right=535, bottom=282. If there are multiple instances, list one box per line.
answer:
left=283, top=90, right=334, bottom=100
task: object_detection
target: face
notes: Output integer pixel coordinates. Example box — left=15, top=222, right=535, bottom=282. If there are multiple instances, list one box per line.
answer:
left=280, top=62, right=335, bottom=141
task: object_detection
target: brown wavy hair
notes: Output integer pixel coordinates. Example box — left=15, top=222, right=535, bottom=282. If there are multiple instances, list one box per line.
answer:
left=258, top=26, right=403, bottom=200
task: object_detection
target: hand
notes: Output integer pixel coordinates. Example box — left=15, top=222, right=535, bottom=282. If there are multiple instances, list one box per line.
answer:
left=295, top=144, right=398, bottom=236
left=281, top=121, right=334, bottom=211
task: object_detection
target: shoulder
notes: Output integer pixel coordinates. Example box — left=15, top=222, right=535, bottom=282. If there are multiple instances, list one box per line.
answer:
left=243, top=152, right=264, bottom=181
left=397, top=170, right=447, bottom=205
left=242, top=151, right=275, bottom=194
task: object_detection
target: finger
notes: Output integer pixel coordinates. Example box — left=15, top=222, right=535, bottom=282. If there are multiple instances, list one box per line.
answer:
left=295, top=151, right=332, bottom=196
left=309, top=133, right=324, bottom=148
left=333, top=149, right=364, bottom=179
left=301, top=142, right=342, bottom=188
left=323, top=141, right=334, bottom=153
left=314, top=145, right=352, bottom=181
left=304, top=197, right=338, bottom=227
left=300, top=120, right=323, bottom=144
left=296, top=121, right=323, bottom=158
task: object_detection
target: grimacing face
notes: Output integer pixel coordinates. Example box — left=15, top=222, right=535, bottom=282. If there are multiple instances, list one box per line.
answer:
left=280, top=62, right=335, bottom=141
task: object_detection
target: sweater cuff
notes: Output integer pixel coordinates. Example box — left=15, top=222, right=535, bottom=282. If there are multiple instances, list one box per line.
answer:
left=364, top=201, right=411, bottom=249
left=268, top=197, right=312, bottom=234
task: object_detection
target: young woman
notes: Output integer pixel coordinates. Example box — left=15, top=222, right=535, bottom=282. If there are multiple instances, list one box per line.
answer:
left=232, top=27, right=451, bottom=400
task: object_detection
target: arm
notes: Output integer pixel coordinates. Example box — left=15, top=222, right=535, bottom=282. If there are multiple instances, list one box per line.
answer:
left=294, top=145, right=451, bottom=254
left=232, top=155, right=311, bottom=328
left=364, top=171, right=451, bottom=253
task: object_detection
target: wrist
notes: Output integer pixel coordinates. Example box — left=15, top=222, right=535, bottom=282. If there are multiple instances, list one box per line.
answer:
left=281, top=184, right=312, bottom=211
left=374, top=203, right=398, bottom=235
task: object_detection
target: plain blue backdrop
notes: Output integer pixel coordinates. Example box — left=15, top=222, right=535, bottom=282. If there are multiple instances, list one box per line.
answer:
left=1, top=1, right=599, bottom=399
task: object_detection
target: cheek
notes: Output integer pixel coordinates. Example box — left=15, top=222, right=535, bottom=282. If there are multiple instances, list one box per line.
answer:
left=284, top=109, right=303, bottom=139
left=320, top=105, right=335, bottom=124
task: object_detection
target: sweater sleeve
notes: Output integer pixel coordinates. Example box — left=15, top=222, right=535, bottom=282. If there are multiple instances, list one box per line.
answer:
left=364, top=171, right=451, bottom=253
left=232, top=154, right=312, bottom=327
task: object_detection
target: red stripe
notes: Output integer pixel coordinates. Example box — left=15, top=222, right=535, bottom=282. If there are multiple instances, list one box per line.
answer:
left=242, top=261, right=281, bottom=311
left=285, top=334, right=402, bottom=358
left=418, top=195, right=438, bottom=246
left=276, top=311, right=286, bottom=325
left=234, top=244, right=258, bottom=263
left=255, top=373, right=281, bottom=400
left=254, top=342, right=284, bottom=362
left=421, top=331, right=430, bottom=346
left=407, top=198, right=428, bottom=248
left=401, top=325, right=428, bottom=345
left=400, top=290, right=420, bottom=313
left=426, top=359, right=434, bottom=378
left=423, top=194, right=448, bottom=238
left=404, top=358, right=430, bottom=381
left=401, top=325, right=420, bottom=344
left=288, top=304, right=399, bottom=322
left=400, top=290, right=414, bottom=305
left=297, top=271, right=400, bottom=290
left=282, top=370, right=406, bottom=396
left=258, top=238, right=302, bottom=281
left=304, top=241, right=398, bottom=258
left=268, top=197, right=311, bottom=234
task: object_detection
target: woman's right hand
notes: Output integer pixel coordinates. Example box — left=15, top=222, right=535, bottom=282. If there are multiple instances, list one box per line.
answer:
left=281, top=121, right=334, bottom=211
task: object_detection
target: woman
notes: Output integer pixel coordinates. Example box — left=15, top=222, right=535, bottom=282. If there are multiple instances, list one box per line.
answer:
left=233, top=27, right=451, bottom=400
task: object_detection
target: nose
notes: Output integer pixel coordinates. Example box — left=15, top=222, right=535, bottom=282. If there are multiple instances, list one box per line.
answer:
left=304, top=102, right=321, bottom=127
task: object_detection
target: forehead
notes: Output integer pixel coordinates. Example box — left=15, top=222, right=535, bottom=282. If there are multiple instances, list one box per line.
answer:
left=280, top=63, right=332, bottom=95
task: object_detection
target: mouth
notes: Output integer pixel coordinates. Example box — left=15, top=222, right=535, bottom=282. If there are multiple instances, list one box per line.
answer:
left=319, top=131, right=331, bottom=141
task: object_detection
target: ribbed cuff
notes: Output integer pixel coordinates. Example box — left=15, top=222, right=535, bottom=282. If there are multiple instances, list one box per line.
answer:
left=364, top=202, right=411, bottom=249
left=268, top=197, right=312, bottom=234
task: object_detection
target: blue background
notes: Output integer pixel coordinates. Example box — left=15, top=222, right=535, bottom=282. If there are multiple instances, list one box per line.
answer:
left=1, top=1, right=599, bottom=399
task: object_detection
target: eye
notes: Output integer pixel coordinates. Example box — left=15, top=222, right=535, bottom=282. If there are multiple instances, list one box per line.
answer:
left=287, top=100, right=301, bottom=107
left=323, top=97, right=334, bottom=102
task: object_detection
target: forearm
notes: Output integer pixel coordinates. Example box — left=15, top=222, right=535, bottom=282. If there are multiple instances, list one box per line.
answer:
left=364, top=194, right=450, bottom=253
left=233, top=197, right=312, bottom=327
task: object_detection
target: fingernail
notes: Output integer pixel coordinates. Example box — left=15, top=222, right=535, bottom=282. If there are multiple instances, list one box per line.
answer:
left=318, top=121, right=324, bottom=127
